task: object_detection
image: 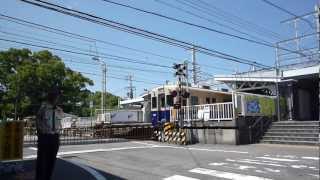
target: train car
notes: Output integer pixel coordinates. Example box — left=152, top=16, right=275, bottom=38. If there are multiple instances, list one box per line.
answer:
left=149, top=84, right=232, bottom=127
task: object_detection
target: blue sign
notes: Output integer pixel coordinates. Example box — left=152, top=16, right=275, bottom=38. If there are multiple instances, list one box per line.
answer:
left=247, top=100, right=260, bottom=113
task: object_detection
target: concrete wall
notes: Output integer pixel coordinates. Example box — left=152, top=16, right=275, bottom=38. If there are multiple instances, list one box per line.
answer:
left=186, top=128, right=238, bottom=145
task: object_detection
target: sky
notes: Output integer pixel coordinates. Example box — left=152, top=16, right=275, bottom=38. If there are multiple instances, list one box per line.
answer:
left=0, top=0, right=317, bottom=98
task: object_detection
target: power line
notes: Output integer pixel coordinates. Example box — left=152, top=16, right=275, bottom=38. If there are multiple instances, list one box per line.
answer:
left=171, top=0, right=272, bottom=43
left=0, top=13, right=233, bottom=73
left=99, top=0, right=281, bottom=52
left=97, top=0, right=310, bottom=65
left=20, top=0, right=271, bottom=68
left=261, top=0, right=314, bottom=29
left=78, top=71, right=163, bottom=85
left=102, top=0, right=271, bottom=45
left=0, top=29, right=173, bottom=68
left=0, top=37, right=173, bottom=69
left=194, top=0, right=283, bottom=40
left=62, top=59, right=171, bottom=74
left=0, top=13, right=181, bottom=62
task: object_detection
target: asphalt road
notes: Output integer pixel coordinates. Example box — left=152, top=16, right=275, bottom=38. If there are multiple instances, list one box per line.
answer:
left=23, top=141, right=320, bottom=180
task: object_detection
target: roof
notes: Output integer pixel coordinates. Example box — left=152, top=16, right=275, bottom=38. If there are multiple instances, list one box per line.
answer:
left=120, top=97, right=144, bottom=105
left=150, top=84, right=231, bottom=95
left=214, top=64, right=319, bottom=83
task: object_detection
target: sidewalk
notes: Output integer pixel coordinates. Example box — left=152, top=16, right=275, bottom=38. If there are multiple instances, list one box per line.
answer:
left=0, top=158, right=124, bottom=180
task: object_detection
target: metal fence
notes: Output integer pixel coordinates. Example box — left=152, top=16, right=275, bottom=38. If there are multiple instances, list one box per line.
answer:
left=170, top=102, right=234, bottom=122
left=23, top=124, right=154, bottom=147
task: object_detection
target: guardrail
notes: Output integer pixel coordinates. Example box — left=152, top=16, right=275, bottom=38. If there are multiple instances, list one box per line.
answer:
left=170, top=102, right=234, bottom=122
left=24, top=124, right=154, bottom=147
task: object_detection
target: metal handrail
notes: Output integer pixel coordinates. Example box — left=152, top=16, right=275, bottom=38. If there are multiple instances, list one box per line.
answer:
left=249, top=116, right=271, bottom=143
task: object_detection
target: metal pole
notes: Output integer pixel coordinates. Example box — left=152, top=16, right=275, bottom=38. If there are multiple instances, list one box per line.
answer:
left=101, top=63, right=106, bottom=121
left=191, top=46, right=197, bottom=86
left=275, top=43, right=281, bottom=122
left=316, top=5, right=320, bottom=122
left=184, top=60, right=190, bottom=106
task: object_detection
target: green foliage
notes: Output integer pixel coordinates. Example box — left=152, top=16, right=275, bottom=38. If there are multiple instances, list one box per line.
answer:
left=0, top=48, right=118, bottom=118
left=245, top=95, right=276, bottom=116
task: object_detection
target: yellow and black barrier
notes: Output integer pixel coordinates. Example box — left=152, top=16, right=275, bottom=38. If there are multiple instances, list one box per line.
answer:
left=153, top=122, right=188, bottom=145
left=0, top=121, right=24, bottom=160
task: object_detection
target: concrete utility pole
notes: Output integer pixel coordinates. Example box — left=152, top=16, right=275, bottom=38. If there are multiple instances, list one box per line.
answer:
left=316, top=5, right=320, bottom=121
left=92, top=43, right=107, bottom=120
left=275, top=43, right=281, bottom=122
left=101, top=63, right=107, bottom=113
left=126, top=74, right=135, bottom=99
left=191, top=46, right=197, bottom=86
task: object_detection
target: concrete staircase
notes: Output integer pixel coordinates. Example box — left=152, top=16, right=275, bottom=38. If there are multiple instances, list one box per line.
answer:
left=261, top=121, right=320, bottom=146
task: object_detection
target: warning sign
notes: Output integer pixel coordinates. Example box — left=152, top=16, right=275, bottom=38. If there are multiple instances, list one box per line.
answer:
left=0, top=121, right=24, bottom=160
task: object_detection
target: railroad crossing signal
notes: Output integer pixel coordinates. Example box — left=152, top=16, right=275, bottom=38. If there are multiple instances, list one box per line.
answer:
left=173, top=63, right=187, bottom=77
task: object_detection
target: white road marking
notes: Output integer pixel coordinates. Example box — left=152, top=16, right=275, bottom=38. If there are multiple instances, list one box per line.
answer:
left=163, top=175, right=200, bottom=180
left=256, top=157, right=299, bottom=162
left=308, top=167, right=319, bottom=171
left=308, top=174, right=320, bottom=178
left=302, top=157, right=319, bottom=160
left=190, top=168, right=273, bottom=180
left=255, top=170, right=267, bottom=174
left=209, top=162, right=228, bottom=166
left=264, top=168, right=280, bottom=173
left=28, top=147, right=38, bottom=151
left=291, top=165, right=307, bottom=169
left=226, top=159, right=286, bottom=167
left=188, top=147, right=248, bottom=154
left=132, top=141, right=156, bottom=146
left=67, top=160, right=106, bottom=180
left=242, top=159, right=281, bottom=164
left=24, top=145, right=154, bottom=159
left=275, top=155, right=296, bottom=159
left=132, top=141, right=248, bottom=154
left=238, top=165, right=256, bottom=170
left=23, top=155, right=37, bottom=159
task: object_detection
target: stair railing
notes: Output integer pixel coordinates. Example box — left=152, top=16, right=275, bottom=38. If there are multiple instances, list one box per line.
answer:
left=249, top=116, right=272, bottom=143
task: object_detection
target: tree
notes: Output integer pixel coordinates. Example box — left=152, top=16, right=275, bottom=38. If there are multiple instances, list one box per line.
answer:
left=0, top=48, right=94, bottom=119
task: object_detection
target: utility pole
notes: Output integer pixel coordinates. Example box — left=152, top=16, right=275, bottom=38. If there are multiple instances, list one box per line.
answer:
left=101, top=63, right=107, bottom=114
left=316, top=4, right=320, bottom=122
left=191, top=46, right=197, bottom=86
left=126, top=74, right=135, bottom=99
left=275, top=43, right=281, bottom=122
left=92, top=55, right=107, bottom=122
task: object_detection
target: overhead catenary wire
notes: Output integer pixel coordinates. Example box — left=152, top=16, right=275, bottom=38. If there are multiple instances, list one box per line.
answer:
left=102, top=0, right=271, bottom=45
left=77, top=71, right=163, bottom=85
left=0, top=37, right=173, bottom=69
left=20, top=0, right=271, bottom=69
left=0, top=13, right=181, bottom=62
left=0, top=14, right=188, bottom=64
left=96, top=0, right=310, bottom=60
left=170, top=0, right=272, bottom=43
left=261, top=0, right=315, bottom=29
left=194, top=0, right=283, bottom=40
left=62, top=59, right=172, bottom=74
left=0, top=30, right=174, bottom=69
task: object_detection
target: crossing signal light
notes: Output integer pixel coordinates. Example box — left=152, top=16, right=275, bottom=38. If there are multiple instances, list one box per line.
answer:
left=171, top=90, right=177, bottom=97
left=173, top=63, right=187, bottom=77
left=182, top=91, right=190, bottom=98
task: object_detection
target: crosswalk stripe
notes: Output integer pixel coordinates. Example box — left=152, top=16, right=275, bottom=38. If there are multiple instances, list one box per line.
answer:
left=189, top=168, right=273, bottom=180
left=163, top=175, right=200, bottom=180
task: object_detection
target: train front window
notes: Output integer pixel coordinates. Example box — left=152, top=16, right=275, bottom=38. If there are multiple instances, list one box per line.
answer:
left=191, top=96, right=199, bottom=105
left=160, top=95, right=165, bottom=108
left=206, top=97, right=210, bottom=104
left=152, top=97, right=157, bottom=108
left=166, top=95, right=173, bottom=106
left=212, top=98, right=216, bottom=103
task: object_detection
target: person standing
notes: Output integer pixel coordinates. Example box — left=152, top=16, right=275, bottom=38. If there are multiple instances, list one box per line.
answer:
left=36, top=88, right=63, bottom=180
